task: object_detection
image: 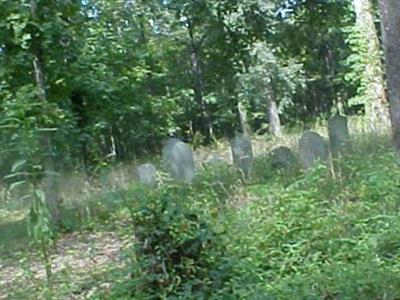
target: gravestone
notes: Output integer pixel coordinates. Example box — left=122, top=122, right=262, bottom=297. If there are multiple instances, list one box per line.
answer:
left=270, top=146, right=298, bottom=172
left=328, top=115, right=350, bottom=156
left=137, top=163, right=158, bottom=188
left=230, top=134, right=254, bottom=179
left=162, top=138, right=195, bottom=182
left=298, top=131, right=328, bottom=169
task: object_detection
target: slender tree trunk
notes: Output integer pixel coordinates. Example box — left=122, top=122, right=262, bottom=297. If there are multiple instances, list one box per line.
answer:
left=71, top=91, right=89, bottom=171
left=326, top=46, right=345, bottom=115
left=237, top=100, right=251, bottom=135
left=353, top=0, right=390, bottom=128
left=138, top=12, right=147, bottom=44
left=378, top=0, right=400, bottom=150
left=30, top=0, right=60, bottom=223
left=187, top=19, right=212, bottom=143
left=265, top=78, right=282, bottom=137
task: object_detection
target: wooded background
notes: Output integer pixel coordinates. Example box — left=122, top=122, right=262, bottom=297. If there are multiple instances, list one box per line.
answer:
left=0, top=0, right=396, bottom=176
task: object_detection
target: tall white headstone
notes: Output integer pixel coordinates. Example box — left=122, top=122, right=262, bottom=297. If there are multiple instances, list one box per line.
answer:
left=162, top=138, right=195, bottom=182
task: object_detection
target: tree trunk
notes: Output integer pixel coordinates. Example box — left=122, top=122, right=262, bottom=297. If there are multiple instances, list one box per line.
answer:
left=265, top=78, right=282, bottom=137
left=237, top=100, right=251, bottom=135
left=187, top=19, right=213, bottom=143
left=354, top=0, right=390, bottom=128
left=71, top=90, right=89, bottom=171
left=30, top=0, right=60, bottom=223
left=378, top=0, right=400, bottom=150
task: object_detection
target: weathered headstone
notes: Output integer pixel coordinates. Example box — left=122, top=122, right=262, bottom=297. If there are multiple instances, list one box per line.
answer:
left=137, top=163, right=158, bottom=188
left=270, top=146, right=298, bottom=172
left=298, top=131, right=328, bottom=169
left=328, top=115, right=350, bottom=156
left=162, top=138, right=195, bottom=182
left=230, top=134, right=254, bottom=179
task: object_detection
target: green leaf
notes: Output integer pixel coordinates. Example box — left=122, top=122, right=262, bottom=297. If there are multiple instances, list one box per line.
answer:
left=37, top=128, right=58, bottom=132
left=11, top=159, right=27, bottom=173
left=34, top=189, right=46, bottom=203
left=9, top=180, right=27, bottom=191
left=4, top=172, right=29, bottom=179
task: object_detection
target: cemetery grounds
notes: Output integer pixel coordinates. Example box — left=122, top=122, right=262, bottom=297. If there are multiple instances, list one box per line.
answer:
left=1, top=119, right=400, bottom=299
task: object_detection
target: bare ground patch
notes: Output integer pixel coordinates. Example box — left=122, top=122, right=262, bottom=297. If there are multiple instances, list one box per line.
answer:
left=0, top=224, right=133, bottom=300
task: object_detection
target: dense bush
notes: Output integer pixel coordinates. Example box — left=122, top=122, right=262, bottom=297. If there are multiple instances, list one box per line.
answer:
left=113, top=185, right=231, bottom=299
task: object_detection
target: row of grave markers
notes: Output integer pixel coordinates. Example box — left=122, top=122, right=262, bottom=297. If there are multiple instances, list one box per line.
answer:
left=137, top=115, right=350, bottom=187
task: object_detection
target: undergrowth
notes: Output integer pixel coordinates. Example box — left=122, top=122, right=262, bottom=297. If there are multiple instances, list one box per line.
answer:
left=3, top=133, right=400, bottom=299
left=98, top=143, right=400, bottom=299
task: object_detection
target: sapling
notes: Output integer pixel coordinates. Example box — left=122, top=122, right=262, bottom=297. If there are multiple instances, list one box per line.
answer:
left=28, top=188, right=54, bottom=284
left=6, top=159, right=56, bottom=294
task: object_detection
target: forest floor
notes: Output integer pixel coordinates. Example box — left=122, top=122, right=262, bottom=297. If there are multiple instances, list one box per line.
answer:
left=0, top=220, right=132, bottom=300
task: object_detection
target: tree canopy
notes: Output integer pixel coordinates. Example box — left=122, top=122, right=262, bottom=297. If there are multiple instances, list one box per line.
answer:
left=0, top=0, right=390, bottom=175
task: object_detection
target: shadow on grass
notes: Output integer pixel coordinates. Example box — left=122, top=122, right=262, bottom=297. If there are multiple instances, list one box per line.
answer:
left=0, top=190, right=128, bottom=256
left=0, top=218, right=29, bottom=256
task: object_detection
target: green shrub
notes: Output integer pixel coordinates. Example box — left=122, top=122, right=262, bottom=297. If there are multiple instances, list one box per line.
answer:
left=114, top=185, right=231, bottom=299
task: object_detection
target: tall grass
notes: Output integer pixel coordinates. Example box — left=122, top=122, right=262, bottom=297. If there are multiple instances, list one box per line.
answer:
left=2, top=125, right=400, bottom=299
left=221, top=135, right=400, bottom=299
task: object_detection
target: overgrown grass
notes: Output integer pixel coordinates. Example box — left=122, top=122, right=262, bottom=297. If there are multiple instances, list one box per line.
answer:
left=97, top=133, right=400, bottom=299
left=227, top=150, right=400, bottom=299
left=2, top=130, right=400, bottom=299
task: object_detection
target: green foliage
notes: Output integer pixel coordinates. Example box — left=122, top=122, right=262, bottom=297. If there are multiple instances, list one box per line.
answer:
left=237, top=42, right=305, bottom=127
left=224, top=149, right=400, bottom=299
left=343, top=1, right=386, bottom=120
left=252, top=153, right=300, bottom=184
left=277, top=1, right=357, bottom=119
left=28, top=189, right=53, bottom=247
left=192, top=161, right=242, bottom=202
left=113, top=185, right=230, bottom=299
left=1, top=1, right=399, bottom=297
left=0, top=0, right=377, bottom=177
left=28, top=188, right=54, bottom=283
left=251, top=155, right=276, bottom=183
left=2, top=134, right=400, bottom=300
left=88, top=144, right=400, bottom=300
